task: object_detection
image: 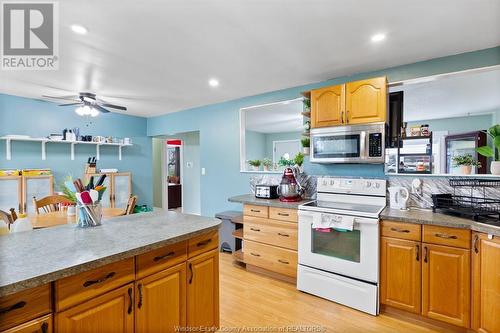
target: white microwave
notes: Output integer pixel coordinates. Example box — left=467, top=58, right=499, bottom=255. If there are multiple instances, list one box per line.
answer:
left=310, top=123, right=385, bottom=164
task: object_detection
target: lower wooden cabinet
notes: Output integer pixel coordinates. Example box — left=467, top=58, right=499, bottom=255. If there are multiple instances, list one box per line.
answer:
left=380, top=237, right=421, bottom=314
left=187, top=249, right=219, bottom=328
left=472, top=233, right=500, bottom=333
left=422, top=243, right=470, bottom=328
left=2, top=314, right=52, bottom=333
left=55, top=283, right=135, bottom=333
left=135, top=263, right=186, bottom=333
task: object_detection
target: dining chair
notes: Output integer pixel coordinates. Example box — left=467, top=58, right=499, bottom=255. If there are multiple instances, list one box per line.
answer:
left=125, top=195, right=137, bottom=215
left=0, top=209, right=17, bottom=230
left=33, top=195, right=73, bottom=214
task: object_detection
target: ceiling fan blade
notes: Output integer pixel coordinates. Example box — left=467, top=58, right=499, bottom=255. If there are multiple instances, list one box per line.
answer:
left=93, top=104, right=111, bottom=113
left=59, top=102, right=82, bottom=106
left=42, top=94, right=80, bottom=101
left=99, top=103, right=127, bottom=111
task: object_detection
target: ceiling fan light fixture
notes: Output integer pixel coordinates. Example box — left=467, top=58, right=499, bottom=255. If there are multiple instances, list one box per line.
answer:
left=90, top=108, right=99, bottom=117
left=82, top=105, right=92, bottom=116
left=75, top=106, right=85, bottom=116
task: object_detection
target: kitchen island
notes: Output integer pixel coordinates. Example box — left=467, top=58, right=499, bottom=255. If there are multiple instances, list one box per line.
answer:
left=0, top=210, right=221, bottom=332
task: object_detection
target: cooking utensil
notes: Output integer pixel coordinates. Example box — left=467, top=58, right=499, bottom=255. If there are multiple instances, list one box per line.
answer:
left=89, top=190, right=99, bottom=203
left=96, top=174, right=106, bottom=187
left=80, top=191, right=93, bottom=204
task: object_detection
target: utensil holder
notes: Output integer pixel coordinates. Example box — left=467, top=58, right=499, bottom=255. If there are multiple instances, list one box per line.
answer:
left=76, top=203, right=102, bottom=228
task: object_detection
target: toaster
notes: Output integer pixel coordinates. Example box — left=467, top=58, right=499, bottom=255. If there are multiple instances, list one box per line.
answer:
left=255, top=184, right=279, bottom=199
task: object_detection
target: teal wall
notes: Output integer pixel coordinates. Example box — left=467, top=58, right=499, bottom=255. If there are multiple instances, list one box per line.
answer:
left=148, top=46, right=500, bottom=217
left=264, top=131, right=302, bottom=159
left=0, top=94, right=153, bottom=206
left=408, top=114, right=493, bottom=134
left=244, top=130, right=266, bottom=162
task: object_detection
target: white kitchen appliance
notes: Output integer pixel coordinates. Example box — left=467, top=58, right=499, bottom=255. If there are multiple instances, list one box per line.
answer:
left=388, top=186, right=409, bottom=210
left=298, top=177, right=386, bottom=315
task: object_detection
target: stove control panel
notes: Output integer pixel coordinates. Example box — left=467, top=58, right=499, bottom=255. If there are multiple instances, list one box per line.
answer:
left=317, top=177, right=386, bottom=196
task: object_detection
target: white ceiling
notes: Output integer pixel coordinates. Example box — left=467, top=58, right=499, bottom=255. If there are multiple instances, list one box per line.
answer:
left=244, top=99, right=303, bottom=133
left=1, top=0, right=499, bottom=117
left=392, top=67, right=500, bottom=122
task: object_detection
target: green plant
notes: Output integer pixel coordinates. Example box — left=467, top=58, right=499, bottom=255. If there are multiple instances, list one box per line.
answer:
left=248, top=159, right=261, bottom=167
left=301, top=137, right=310, bottom=148
left=476, top=124, right=500, bottom=161
left=278, top=156, right=294, bottom=167
left=303, top=99, right=311, bottom=109
left=452, top=154, right=481, bottom=168
left=59, top=175, right=77, bottom=203
left=262, top=158, right=273, bottom=167
left=294, top=152, right=305, bottom=166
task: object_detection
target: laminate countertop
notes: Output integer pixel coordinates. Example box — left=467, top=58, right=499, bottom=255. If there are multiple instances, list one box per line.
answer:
left=0, top=210, right=220, bottom=297
left=228, top=194, right=312, bottom=209
left=381, top=207, right=500, bottom=237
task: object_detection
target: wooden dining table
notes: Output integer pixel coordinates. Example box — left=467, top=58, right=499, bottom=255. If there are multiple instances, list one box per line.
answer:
left=28, top=208, right=126, bottom=229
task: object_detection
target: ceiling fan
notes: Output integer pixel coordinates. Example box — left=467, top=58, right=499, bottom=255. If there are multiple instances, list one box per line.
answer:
left=42, top=92, right=127, bottom=117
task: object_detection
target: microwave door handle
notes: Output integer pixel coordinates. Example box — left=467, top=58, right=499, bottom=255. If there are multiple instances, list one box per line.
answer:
left=360, top=131, right=367, bottom=159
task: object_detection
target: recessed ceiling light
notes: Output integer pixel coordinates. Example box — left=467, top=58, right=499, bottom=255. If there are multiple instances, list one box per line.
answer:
left=71, top=24, right=88, bottom=35
left=208, top=78, right=219, bottom=87
left=371, top=33, right=386, bottom=43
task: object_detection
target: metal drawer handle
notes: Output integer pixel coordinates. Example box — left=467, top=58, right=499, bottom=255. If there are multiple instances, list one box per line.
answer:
left=127, top=287, right=133, bottom=315
left=153, top=251, right=175, bottom=262
left=250, top=252, right=261, bottom=257
left=83, top=272, right=116, bottom=287
left=41, top=322, right=49, bottom=333
left=435, top=233, right=457, bottom=239
left=390, top=227, right=410, bottom=233
left=137, top=283, right=143, bottom=309
left=278, top=213, right=289, bottom=216
left=188, top=263, right=193, bottom=284
left=0, top=301, right=26, bottom=315
left=250, top=228, right=261, bottom=232
left=278, top=232, right=290, bottom=237
left=424, top=246, right=428, bottom=263
left=250, top=209, right=261, bottom=213
left=278, top=259, right=289, bottom=264
left=473, top=235, right=479, bottom=254
left=196, top=239, right=212, bottom=247
left=416, top=244, right=420, bottom=261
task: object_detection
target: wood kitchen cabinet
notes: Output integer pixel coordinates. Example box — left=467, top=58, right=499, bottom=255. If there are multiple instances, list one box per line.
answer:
left=135, top=263, right=186, bottom=333
left=345, top=77, right=387, bottom=125
left=311, top=85, right=345, bottom=128
left=2, top=314, right=52, bottom=333
left=380, top=237, right=421, bottom=314
left=472, top=232, right=500, bottom=333
left=187, top=248, right=219, bottom=328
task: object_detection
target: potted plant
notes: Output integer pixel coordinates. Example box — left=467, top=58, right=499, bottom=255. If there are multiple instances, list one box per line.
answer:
left=476, top=124, right=500, bottom=175
left=248, top=159, right=261, bottom=171
left=262, top=158, right=273, bottom=171
left=301, top=137, right=310, bottom=155
left=303, top=99, right=311, bottom=112
left=294, top=152, right=305, bottom=173
left=452, top=154, right=481, bottom=175
left=278, top=153, right=294, bottom=168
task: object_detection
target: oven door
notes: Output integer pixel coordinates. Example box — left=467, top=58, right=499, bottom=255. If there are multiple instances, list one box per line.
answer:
left=298, top=210, right=379, bottom=283
left=310, top=129, right=366, bottom=163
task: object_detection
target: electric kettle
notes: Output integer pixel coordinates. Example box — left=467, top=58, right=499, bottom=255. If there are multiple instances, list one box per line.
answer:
left=277, top=167, right=304, bottom=202
left=388, top=186, right=410, bottom=210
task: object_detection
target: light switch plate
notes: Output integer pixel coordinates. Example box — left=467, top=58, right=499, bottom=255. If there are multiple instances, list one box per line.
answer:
left=201, top=168, right=206, bottom=175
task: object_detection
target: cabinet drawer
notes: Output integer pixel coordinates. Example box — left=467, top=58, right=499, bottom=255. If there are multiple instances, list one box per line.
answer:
left=188, top=230, right=218, bottom=258
left=0, top=284, right=51, bottom=331
left=136, top=241, right=187, bottom=279
left=55, top=257, right=135, bottom=311
left=423, top=225, right=470, bottom=249
left=2, top=314, right=52, bottom=333
left=269, top=207, right=298, bottom=223
left=244, top=216, right=297, bottom=250
left=245, top=240, right=297, bottom=277
left=243, top=204, right=268, bottom=218
left=381, top=220, right=421, bottom=241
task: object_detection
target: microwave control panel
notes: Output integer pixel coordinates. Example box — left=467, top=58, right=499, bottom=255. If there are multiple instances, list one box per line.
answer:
left=368, top=133, right=383, bottom=157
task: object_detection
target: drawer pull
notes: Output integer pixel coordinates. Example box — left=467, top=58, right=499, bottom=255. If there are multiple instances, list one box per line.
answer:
left=278, top=259, right=289, bottom=265
left=127, top=287, right=133, bottom=315
left=250, top=252, right=261, bottom=257
left=137, top=283, right=143, bottom=309
left=416, top=244, right=420, bottom=261
left=0, top=301, right=26, bottom=315
left=153, top=251, right=175, bottom=262
left=188, top=263, right=193, bottom=284
left=41, top=322, right=49, bottom=333
left=473, top=235, right=479, bottom=254
left=278, top=213, right=289, bottom=217
left=278, top=232, right=290, bottom=237
left=83, top=272, right=116, bottom=287
left=435, top=233, right=457, bottom=239
left=390, top=227, right=410, bottom=233
left=424, top=246, right=428, bottom=263
left=250, top=209, right=261, bottom=213
left=196, top=239, right=212, bottom=247
left=250, top=227, right=261, bottom=232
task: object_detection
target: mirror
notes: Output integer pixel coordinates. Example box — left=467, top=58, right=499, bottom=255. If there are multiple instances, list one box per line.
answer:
left=240, top=98, right=305, bottom=173
left=386, top=66, right=500, bottom=176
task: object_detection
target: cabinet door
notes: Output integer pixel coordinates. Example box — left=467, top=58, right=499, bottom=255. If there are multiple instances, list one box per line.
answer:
left=56, top=284, right=134, bottom=333
left=135, top=263, right=186, bottom=333
left=187, top=249, right=219, bottom=328
left=23, top=176, right=53, bottom=214
left=422, top=243, right=470, bottom=328
left=472, top=233, right=500, bottom=333
left=112, top=173, right=131, bottom=209
left=0, top=177, right=22, bottom=213
left=380, top=237, right=421, bottom=313
left=345, top=77, right=387, bottom=125
left=3, top=314, right=52, bottom=333
left=310, top=85, right=344, bottom=128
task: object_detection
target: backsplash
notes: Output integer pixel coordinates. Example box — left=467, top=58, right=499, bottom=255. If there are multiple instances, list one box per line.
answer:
left=249, top=173, right=317, bottom=199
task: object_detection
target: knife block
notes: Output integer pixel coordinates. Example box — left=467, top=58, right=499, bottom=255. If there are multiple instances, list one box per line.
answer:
left=85, top=164, right=96, bottom=174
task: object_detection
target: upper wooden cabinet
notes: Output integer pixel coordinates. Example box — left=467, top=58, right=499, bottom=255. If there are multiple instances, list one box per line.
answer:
left=472, top=233, right=500, bottom=333
left=310, top=77, right=387, bottom=128
left=311, top=85, right=345, bottom=128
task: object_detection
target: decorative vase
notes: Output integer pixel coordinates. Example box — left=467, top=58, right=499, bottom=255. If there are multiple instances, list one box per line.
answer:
left=491, top=161, right=500, bottom=175
left=303, top=147, right=310, bottom=155
left=460, top=165, right=472, bottom=175
left=251, top=165, right=260, bottom=171
left=263, top=165, right=270, bottom=172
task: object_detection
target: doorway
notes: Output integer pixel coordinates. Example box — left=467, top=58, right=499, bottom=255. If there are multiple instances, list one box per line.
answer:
left=166, top=140, right=182, bottom=211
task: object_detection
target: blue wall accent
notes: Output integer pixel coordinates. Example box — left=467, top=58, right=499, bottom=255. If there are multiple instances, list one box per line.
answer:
left=0, top=94, right=153, bottom=206
left=148, top=46, right=500, bottom=217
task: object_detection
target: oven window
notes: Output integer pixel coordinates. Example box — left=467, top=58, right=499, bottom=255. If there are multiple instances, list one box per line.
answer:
left=312, top=134, right=360, bottom=159
left=311, top=229, right=361, bottom=263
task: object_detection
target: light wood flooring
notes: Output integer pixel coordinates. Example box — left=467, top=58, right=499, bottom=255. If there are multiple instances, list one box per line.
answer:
left=219, top=253, right=448, bottom=333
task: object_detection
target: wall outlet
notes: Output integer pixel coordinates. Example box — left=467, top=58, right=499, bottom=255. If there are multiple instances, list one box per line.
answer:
left=201, top=168, right=206, bottom=175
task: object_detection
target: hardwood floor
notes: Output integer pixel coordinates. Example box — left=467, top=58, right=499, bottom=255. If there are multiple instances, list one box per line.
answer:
left=219, top=253, right=447, bottom=333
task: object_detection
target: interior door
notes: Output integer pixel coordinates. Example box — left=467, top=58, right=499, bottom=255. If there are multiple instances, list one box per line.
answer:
left=345, top=77, right=387, bottom=125
left=23, top=176, right=53, bottom=214
left=311, top=85, right=345, bottom=128
left=0, top=177, right=22, bottom=213
left=273, top=140, right=301, bottom=164
left=113, top=173, right=131, bottom=209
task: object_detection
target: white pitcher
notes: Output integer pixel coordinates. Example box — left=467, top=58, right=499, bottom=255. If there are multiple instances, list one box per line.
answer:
left=388, top=186, right=410, bottom=210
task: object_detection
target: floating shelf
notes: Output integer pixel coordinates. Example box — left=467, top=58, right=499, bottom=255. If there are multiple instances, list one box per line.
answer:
left=232, top=228, right=243, bottom=239
left=301, top=111, right=311, bottom=118
left=402, top=135, right=432, bottom=140
left=399, top=153, right=432, bottom=157
left=233, top=249, right=244, bottom=262
left=0, top=136, right=132, bottom=161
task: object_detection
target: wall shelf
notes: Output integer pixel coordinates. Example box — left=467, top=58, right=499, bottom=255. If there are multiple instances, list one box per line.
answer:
left=0, top=136, right=132, bottom=161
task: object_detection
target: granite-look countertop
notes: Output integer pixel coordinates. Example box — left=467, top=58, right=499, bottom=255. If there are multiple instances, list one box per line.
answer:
left=0, top=211, right=220, bottom=297
left=381, top=207, right=500, bottom=236
left=228, top=194, right=312, bottom=209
